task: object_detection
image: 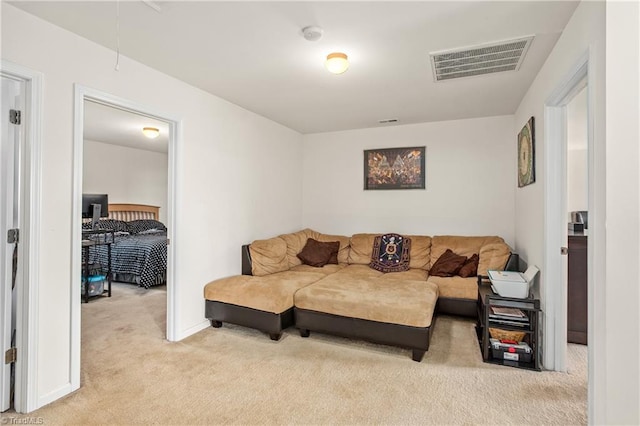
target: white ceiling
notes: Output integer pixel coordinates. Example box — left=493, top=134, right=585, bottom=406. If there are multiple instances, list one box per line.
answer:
left=13, top=1, right=579, bottom=134
left=84, top=101, right=169, bottom=153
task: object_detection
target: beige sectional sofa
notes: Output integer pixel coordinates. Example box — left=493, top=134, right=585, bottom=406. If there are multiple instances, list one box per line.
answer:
left=203, top=228, right=512, bottom=361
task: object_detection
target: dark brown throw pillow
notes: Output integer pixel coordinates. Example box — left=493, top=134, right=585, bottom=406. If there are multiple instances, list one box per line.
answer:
left=297, top=238, right=339, bottom=267
left=458, top=253, right=479, bottom=278
left=369, top=233, right=411, bottom=273
left=429, top=249, right=467, bottom=277
left=326, top=241, right=341, bottom=265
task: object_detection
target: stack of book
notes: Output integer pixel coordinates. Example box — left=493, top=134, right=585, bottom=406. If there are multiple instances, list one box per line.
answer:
left=489, top=306, right=529, bottom=327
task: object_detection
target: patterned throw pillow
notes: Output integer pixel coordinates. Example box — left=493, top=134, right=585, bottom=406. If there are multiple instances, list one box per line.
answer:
left=95, top=219, right=129, bottom=233
left=127, top=219, right=167, bottom=234
left=369, top=233, right=411, bottom=273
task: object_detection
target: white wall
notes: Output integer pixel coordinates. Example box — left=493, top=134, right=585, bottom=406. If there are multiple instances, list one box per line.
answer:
left=604, top=1, right=640, bottom=424
left=83, top=140, right=169, bottom=223
left=566, top=88, right=588, bottom=216
left=514, top=1, right=640, bottom=423
left=2, top=4, right=303, bottom=409
left=302, top=116, right=515, bottom=245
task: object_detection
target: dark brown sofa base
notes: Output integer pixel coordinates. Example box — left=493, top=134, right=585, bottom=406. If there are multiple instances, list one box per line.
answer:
left=205, top=300, right=293, bottom=341
left=436, top=297, right=477, bottom=317
left=294, top=307, right=435, bottom=362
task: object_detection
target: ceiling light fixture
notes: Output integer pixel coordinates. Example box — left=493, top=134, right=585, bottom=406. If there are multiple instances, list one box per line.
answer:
left=325, top=52, right=349, bottom=74
left=142, top=126, right=160, bottom=139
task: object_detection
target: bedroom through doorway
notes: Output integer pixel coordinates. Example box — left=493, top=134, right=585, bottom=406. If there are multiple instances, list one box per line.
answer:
left=82, top=99, right=169, bottom=290
left=71, top=86, right=180, bottom=393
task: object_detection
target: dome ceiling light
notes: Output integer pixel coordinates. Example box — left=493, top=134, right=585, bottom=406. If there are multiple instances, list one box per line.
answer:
left=325, top=52, right=349, bottom=75
left=142, top=126, right=160, bottom=139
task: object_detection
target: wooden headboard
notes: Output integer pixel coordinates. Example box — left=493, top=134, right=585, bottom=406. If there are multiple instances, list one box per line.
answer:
left=108, top=204, right=159, bottom=221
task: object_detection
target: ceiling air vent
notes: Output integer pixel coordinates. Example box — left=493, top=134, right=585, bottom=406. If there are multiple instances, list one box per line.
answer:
left=430, top=36, right=534, bottom=82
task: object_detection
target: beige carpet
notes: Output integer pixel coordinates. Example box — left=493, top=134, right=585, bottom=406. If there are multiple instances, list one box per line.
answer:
left=4, top=283, right=587, bottom=425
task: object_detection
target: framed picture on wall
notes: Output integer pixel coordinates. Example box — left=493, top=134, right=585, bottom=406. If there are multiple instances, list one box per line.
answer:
left=364, top=146, right=426, bottom=190
left=518, top=117, right=535, bottom=187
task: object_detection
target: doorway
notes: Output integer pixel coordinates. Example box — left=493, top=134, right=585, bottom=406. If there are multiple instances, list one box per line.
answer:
left=71, top=86, right=180, bottom=392
left=544, top=55, right=588, bottom=372
left=566, top=87, right=589, bottom=351
left=544, top=51, right=597, bottom=417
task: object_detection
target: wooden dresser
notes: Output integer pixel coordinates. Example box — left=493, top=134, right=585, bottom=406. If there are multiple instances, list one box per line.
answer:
left=567, top=232, right=588, bottom=344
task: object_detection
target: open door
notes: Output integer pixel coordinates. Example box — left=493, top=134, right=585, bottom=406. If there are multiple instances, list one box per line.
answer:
left=1, top=74, right=24, bottom=412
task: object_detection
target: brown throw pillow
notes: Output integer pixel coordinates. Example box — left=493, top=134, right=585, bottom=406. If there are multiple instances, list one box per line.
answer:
left=429, top=249, right=467, bottom=277
left=458, top=253, right=479, bottom=278
left=327, top=241, right=341, bottom=265
left=297, top=238, right=339, bottom=267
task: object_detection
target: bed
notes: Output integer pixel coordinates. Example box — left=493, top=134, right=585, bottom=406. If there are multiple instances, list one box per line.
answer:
left=85, top=204, right=168, bottom=289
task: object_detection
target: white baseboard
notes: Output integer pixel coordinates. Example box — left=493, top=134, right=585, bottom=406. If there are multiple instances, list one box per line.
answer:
left=37, top=382, right=73, bottom=410
left=176, top=320, right=209, bottom=341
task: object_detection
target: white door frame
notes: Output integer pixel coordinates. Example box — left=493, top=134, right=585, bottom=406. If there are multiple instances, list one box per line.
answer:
left=0, top=60, right=43, bottom=413
left=0, top=70, right=23, bottom=413
left=71, top=85, right=181, bottom=391
left=544, top=52, right=588, bottom=373
left=544, top=49, right=598, bottom=416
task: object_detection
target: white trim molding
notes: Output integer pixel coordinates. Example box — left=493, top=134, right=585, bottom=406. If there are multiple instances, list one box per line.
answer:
left=71, top=85, right=181, bottom=392
left=544, top=51, right=588, bottom=373
left=37, top=383, right=73, bottom=410
left=0, top=60, right=44, bottom=413
left=176, top=320, right=209, bottom=342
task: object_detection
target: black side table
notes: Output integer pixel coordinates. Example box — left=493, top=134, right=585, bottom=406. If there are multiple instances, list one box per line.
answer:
left=476, top=282, right=541, bottom=371
left=81, top=230, right=114, bottom=303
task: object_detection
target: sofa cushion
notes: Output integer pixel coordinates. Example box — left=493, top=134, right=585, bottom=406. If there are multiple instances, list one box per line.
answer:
left=249, top=237, right=289, bottom=276
left=406, top=235, right=431, bottom=270
left=377, top=268, right=428, bottom=282
left=431, top=236, right=505, bottom=263
left=203, top=271, right=326, bottom=314
left=458, top=253, right=479, bottom=278
left=477, top=243, right=512, bottom=276
left=429, top=249, right=467, bottom=277
left=333, top=264, right=427, bottom=282
left=334, top=264, right=384, bottom=280
left=369, top=233, right=411, bottom=273
left=348, top=233, right=377, bottom=265
left=297, top=238, right=340, bottom=267
left=427, top=276, right=478, bottom=300
left=294, top=276, right=439, bottom=328
left=289, top=264, right=346, bottom=275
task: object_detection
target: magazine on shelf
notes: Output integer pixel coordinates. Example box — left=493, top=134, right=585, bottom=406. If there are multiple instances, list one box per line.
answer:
left=489, top=318, right=530, bottom=328
left=490, top=306, right=526, bottom=318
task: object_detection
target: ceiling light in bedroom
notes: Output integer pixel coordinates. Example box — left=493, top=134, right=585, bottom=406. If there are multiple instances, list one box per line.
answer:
left=142, top=127, right=160, bottom=139
left=325, top=52, right=349, bottom=74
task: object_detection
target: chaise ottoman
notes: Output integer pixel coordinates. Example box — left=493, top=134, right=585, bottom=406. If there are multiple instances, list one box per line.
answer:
left=293, top=270, right=439, bottom=362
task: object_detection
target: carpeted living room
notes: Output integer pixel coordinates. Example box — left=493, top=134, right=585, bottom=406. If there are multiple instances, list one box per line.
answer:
left=2, top=1, right=639, bottom=425
left=14, top=283, right=587, bottom=424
